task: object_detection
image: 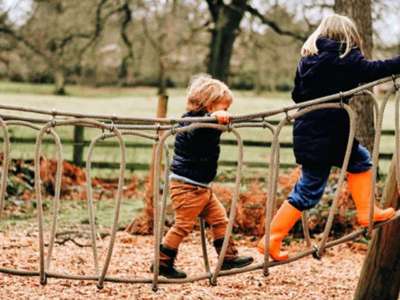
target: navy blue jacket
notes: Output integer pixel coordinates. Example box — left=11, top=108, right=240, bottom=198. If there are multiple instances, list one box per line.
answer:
left=292, top=37, right=400, bottom=169
left=170, top=112, right=221, bottom=183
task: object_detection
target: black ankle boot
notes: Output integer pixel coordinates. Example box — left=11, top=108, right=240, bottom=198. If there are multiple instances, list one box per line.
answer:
left=150, top=244, right=187, bottom=279
left=213, top=238, right=254, bottom=271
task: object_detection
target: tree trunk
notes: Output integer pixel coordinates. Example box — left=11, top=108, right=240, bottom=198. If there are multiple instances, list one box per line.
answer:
left=207, top=0, right=247, bottom=82
left=335, top=0, right=374, bottom=154
left=354, top=157, right=400, bottom=300
left=54, top=68, right=66, bottom=95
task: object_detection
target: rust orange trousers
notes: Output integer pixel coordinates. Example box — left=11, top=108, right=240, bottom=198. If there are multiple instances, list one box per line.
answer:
left=162, top=181, right=229, bottom=250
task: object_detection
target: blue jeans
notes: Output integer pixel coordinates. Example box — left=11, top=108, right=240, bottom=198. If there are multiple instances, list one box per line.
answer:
left=288, top=145, right=372, bottom=211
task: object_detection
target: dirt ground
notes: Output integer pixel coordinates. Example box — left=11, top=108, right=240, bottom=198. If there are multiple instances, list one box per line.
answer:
left=0, top=229, right=367, bottom=300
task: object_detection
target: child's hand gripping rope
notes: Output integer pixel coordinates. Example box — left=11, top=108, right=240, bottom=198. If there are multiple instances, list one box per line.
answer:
left=212, top=110, right=230, bottom=124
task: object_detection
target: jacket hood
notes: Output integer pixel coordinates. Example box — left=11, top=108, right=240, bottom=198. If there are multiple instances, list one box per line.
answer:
left=182, top=111, right=208, bottom=118
left=297, top=38, right=348, bottom=82
left=316, top=37, right=346, bottom=52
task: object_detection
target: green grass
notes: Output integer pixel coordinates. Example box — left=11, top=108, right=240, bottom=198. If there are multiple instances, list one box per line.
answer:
left=0, top=81, right=397, bottom=176
left=4, top=198, right=144, bottom=229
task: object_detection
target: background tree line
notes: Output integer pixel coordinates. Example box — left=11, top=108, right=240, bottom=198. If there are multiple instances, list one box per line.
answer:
left=0, top=0, right=398, bottom=95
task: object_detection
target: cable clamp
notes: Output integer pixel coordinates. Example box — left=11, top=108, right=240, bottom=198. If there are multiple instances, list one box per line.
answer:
left=154, top=124, right=161, bottom=141
left=227, top=122, right=232, bottom=133
left=109, top=113, right=117, bottom=132
left=283, top=105, right=291, bottom=122
left=262, top=117, right=267, bottom=129
left=170, top=117, right=176, bottom=135
left=101, top=123, right=106, bottom=140
left=392, top=74, right=399, bottom=90
left=340, top=92, right=344, bottom=108
left=312, top=244, right=322, bottom=260
left=362, top=226, right=372, bottom=240
left=50, top=108, right=57, bottom=127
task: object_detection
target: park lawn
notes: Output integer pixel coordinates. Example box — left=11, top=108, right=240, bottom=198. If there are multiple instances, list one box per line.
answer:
left=4, top=198, right=144, bottom=229
left=0, top=81, right=397, bottom=177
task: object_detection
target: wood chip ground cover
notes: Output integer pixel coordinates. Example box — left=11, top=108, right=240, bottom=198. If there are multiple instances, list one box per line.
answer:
left=0, top=230, right=366, bottom=299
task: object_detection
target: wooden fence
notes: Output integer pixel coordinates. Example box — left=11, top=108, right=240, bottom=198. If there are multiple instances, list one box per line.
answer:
left=3, top=121, right=396, bottom=172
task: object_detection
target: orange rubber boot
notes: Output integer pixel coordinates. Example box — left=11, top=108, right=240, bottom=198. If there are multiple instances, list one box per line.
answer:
left=257, top=201, right=302, bottom=261
left=347, top=170, right=395, bottom=227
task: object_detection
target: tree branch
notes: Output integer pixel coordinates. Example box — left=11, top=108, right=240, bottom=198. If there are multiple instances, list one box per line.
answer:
left=246, top=4, right=307, bottom=42
left=0, top=24, right=48, bottom=59
left=119, top=0, right=134, bottom=79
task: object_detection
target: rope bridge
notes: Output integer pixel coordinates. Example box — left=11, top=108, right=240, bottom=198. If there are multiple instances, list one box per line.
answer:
left=1, top=75, right=400, bottom=292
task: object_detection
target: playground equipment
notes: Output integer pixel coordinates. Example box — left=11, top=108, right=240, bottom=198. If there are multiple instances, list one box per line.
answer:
left=0, top=75, right=399, bottom=291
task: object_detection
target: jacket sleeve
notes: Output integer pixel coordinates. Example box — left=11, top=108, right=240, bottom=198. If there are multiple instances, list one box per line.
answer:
left=353, top=51, right=400, bottom=83
left=291, top=67, right=302, bottom=103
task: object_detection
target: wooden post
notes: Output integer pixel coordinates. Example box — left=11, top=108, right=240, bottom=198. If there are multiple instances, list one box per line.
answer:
left=73, top=126, right=85, bottom=167
left=148, top=94, right=169, bottom=199
left=354, top=157, right=400, bottom=300
left=135, top=93, right=169, bottom=233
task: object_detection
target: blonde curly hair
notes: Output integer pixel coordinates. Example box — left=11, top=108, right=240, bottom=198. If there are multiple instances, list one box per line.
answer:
left=186, top=74, right=233, bottom=113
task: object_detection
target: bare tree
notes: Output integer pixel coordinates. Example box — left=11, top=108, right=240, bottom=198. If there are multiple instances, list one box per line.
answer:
left=205, top=0, right=306, bottom=83
left=0, top=0, right=126, bottom=94
left=335, top=0, right=375, bottom=154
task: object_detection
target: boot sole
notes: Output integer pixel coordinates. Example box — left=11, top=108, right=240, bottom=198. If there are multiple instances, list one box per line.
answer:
left=221, top=258, right=254, bottom=271
left=160, top=273, right=187, bottom=279
left=359, top=209, right=396, bottom=227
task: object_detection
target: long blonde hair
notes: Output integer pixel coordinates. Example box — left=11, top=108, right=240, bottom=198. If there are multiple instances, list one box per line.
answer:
left=186, top=74, right=233, bottom=113
left=301, top=14, right=363, bottom=58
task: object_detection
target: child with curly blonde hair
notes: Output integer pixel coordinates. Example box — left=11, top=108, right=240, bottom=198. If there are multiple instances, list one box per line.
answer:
left=151, top=74, right=253, bottom=278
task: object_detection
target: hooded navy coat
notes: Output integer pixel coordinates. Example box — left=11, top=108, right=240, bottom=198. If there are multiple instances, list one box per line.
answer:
left=170, top=111, right=221, bottom=183
left=292, top=37, right=400, bottom=169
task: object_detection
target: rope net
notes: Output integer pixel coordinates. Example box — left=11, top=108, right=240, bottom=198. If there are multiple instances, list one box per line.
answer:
left=0, top=75, right=400, bottom=290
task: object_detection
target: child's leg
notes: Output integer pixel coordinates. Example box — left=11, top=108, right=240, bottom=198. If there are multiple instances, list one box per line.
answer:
left=200, top=189, right=253, bottom=269
left=198, top=190, right=228, bottom=241
left=258, top=167, right=330, bottom=261
left=346, top=145, right=394, bottom=226
left=154, top=182, right=210, bottom=278
left=163, top=182, right=210, bottom=249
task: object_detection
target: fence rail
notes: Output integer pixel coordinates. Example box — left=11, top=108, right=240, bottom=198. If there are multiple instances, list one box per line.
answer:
left=3, top=125, right=396, bottom=171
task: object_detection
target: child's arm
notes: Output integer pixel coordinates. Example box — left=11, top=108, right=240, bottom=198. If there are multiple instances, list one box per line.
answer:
left=186, top=111, right=230, bottom=141
left=354, top=52, right=400, bottom=83
left=291, top=68, right=302, bottom=103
